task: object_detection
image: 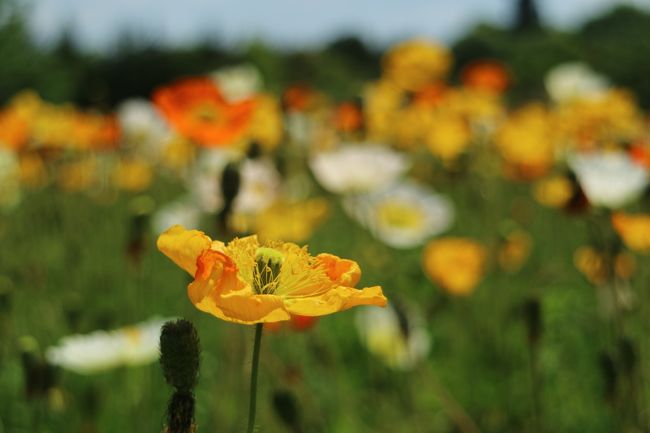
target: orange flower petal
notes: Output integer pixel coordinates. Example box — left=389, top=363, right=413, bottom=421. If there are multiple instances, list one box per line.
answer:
left=316, top=253, right=361, bottom=287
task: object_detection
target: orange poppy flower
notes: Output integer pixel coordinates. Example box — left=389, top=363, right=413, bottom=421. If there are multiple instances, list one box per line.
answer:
left=282, top=85, right=314, bottom=112
left=334, top=102, right=363, bottom=133
left=461, top=60, right=510, bottom=94
left=0, top=108, right=29, bottom=151
left=153, top=77, right=255, bottom=147
left=157, top=225, right=387, bottom=324
left=264, top=314, right=319, bottom=333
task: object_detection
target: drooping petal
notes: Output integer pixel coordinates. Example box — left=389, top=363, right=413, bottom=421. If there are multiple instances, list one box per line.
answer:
left=337, top=285, right=387, bottom=310
left=157, top=225, right=211, bottom=275
left=316, top=253, right=362, bottom=287
left=284, top=285, right=387, bottom=317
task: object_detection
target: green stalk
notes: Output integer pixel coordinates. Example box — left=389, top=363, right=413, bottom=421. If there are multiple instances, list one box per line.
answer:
left=246, top=323, right=264, bottom=433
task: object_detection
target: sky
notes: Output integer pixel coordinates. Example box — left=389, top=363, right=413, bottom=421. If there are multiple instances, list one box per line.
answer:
left=23, top=0, right=650, bottom=51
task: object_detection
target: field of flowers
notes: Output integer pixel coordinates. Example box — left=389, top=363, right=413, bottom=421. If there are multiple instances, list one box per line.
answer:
left=1, top=32, right=650, bottom=433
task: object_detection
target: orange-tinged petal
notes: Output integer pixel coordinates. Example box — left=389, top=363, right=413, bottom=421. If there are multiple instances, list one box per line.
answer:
left=189, top=250, right=242, bottom=304
left=157, top=225, right=212, bottom=275
left=316, top=253, right=361, bottom=287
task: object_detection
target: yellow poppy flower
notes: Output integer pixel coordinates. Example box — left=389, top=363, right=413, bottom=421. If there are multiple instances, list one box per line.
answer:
left=573, top=246, right=636, bottom=284
left=533, top=175, right=573, bottom=208
left=422, top=237, right=486, bottom=296
left=157, top=225, right=387, bottom=324
left=612, top=213, right=650, bottom=253
left=382, top=39, right=451, bottom=91
left=112, top=158, right=153, bottom=192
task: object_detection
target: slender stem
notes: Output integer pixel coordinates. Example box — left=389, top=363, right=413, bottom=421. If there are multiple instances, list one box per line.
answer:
left=247, top=323, right=263, bottom=433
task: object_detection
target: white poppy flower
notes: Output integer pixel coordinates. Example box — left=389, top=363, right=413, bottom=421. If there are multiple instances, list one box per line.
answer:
left=117, top=99, right=172, bottom=159
left=343, top=182, right=453, bottom=249
left=152, top=197, right=201, bottom=235
left=211, top=64, right=262, bottom=103
left=188, top=149, right=280, bottom=215
left=545, top=62, right=609, bottom=104
left=355, top=302, right=430, bottom=370
left=568, top=151, right=648, bottom=209
left=46, top=317, right=172, bottom=374
left=310, top=144, right=409, bottom=194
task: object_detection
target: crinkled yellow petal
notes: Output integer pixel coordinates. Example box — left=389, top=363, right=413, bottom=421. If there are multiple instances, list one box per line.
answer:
left=157, top=225, right=211, bottom=275
left=316, top=253, right=362, bottom=287
left=284, top=285, right=386, bottom=316
left=194, top=292, right=290, bottom=324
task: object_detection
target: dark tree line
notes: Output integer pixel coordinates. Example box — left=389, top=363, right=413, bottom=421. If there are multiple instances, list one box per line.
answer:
left=2, top=0, right=650, bottom=109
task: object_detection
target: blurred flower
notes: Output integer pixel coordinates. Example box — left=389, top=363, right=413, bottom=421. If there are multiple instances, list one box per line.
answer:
left=234, top=158, right=282, bottom=215
left=282, top=85, right=317, bottom=113
left=334, top=102, right=363, bottom=134
left=391, top=104, right=432, bottom=150
left=152, top=197, right=201, bottom=236
left=161, top=136, right=196, bottom=174
left=188, top=149, right=280, bottom=214
left=425, top=111, right=471, bottom=162
left=612, top=213, right=650, bottom=253
left=249, top=198, right=330, bottom=243
left=568, top=151, right=648, bottom=209
left=495, top=104, right=555, bottom=180
left=211, top=64, right=262, bottom=103
left=112, top=158, right=153, bottom=192
left=382, top=39, right=451, bottom=91
left=71, top=112, right=121, bottom=151
left=574, top=246, right=636, bottom=285
left=264, top=314, right=319, bottom=333
left=422, top=237, right=486, bottom=296
left=343, top=182, right=453, bottom=249
left=533, top=175, right=574, bottom=208
left=364, top=80, right=403, bottom=142
left=497, top=230, right=532, bottom=273
left=355, top=302, right=430, bottom=370
left=57, top=157, right=98, bottom=192
left=46, top=317, right=170, bottom=374
left=153, top=77, right=255, bottom=147
left=629, top=143, right=650, bottom=170
left=461, top=60, right=510, bottom=94
left=157, top=225, right=387, bottom=324
left=443, top=88, right=505, bottom=130
left=0, top=149, right=21, bottom=210
left=246, top=94, right=283, bottom=151
left=545, top=62, right=609, bottom=104
left=19, top=152, right=48, bottom=188
left=310, top=144, right=409, bottom=194
left=0, top=106, right=30, bottom=151
left=117, top=99, right=172, bottom=159
left=554, top=90, right=644, bottom=150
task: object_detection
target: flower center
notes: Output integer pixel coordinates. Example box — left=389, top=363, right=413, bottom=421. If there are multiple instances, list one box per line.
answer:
left=192, top=103, right=221, bottom=123
left=253, top=247, right=284, bottom=294
left=376, top=201, right=424, bottom=230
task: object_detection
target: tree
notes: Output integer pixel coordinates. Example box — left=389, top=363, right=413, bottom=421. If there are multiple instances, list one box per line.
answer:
left=514, top=0, right=541, bottom=32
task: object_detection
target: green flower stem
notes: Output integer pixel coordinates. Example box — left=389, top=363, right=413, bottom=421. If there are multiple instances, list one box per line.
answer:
left=247, top=323, right=264, bottom=433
